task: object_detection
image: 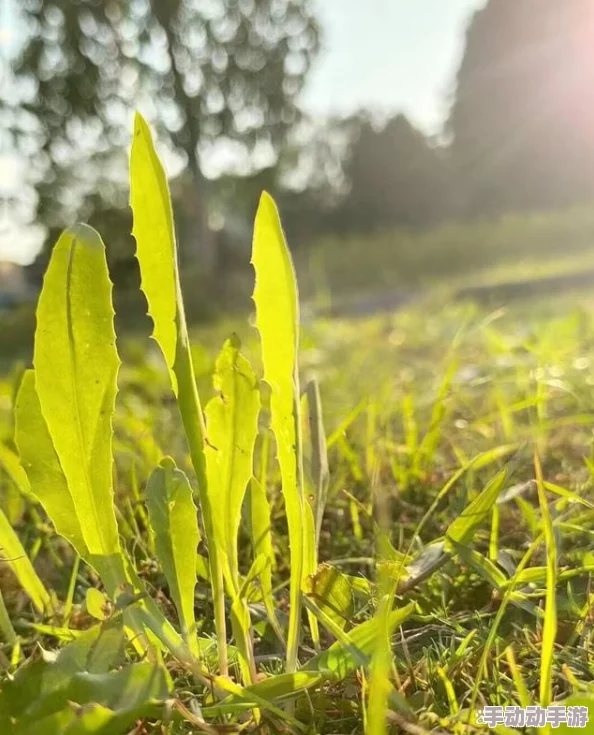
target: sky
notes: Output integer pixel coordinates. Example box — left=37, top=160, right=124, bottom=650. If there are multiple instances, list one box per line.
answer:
left=305, top=0, right=485, bottom=133
left=0, top=0, right=485, bottom=265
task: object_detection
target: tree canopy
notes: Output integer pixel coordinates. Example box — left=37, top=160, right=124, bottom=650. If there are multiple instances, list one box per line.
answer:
left=10, top=0, right=319, bottom=270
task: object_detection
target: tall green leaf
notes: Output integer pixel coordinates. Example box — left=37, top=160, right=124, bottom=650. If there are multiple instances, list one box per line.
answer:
left=129, top=113, right=177, bottom=386
left=204, top=336, right=260, bottom=588
left=129, top=112, right=227, bottom=674
left=33, top=224, right=120, bottom=557
left=145, top=458, right=200, bottom=657
left=251, top=191, right=304, bottom=673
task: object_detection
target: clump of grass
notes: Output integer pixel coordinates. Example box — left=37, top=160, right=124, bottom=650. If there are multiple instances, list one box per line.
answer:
left=1, top=116, right=594, bottom=734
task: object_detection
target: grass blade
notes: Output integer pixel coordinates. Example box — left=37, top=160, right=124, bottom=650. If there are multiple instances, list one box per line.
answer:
left=306, top=379, right=329, bottom=546
left=445, top=469, right=507, bottom=550
left=0, top=506, right=52, bottom=614
left=0, top=589, right=17, bottom=645
left=304, top=601, right=416, bottom=683
left=535, top=450, right=557, bottom=710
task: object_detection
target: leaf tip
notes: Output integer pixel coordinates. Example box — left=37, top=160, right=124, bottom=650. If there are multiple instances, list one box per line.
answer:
left=159, top=456, right=176, bottom=471
left=133, top=111, right=149, bottom=138
left=66, top=223, right=104, bottom=251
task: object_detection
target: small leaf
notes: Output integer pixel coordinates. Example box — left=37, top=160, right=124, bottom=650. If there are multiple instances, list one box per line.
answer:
left=205, top=671, right=324, bottom=716
left=15, top=371, right=87, bottom=559
left=204, top=336, right=260, bottom=589
left=304, top=564, right=354, bottom=631
left=450, top=539, right=507, bottom=589
left=146, top=457, right=199, bottom=656
left=85, top=589, right=110, bottom=622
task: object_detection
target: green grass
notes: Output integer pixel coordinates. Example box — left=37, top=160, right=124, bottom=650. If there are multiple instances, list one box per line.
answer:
left=1, top=117, right=594, bottom=733
left=297, top=206, right=594, bottom=303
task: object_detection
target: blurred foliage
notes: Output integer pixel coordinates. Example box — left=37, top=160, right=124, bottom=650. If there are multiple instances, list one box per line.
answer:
left=5, top=0, right=594, bottom=326
left=331, top=113, right=455, bottom=234
left=299, top=206, right=594, bottom=304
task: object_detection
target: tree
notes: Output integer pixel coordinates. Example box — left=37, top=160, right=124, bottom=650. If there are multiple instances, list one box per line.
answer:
left=9, top=0, right=320, bottom=273
left=335, top=113, right=454, bottom=233
left=449, top=0, right=594, bottom=216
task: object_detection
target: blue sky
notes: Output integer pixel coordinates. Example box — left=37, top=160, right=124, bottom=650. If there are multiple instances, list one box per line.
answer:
left=0, top=0, right=485, bottom=263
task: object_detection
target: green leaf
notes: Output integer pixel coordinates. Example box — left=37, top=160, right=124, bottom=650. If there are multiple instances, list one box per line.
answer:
left=304, top=564, right=354, bottom=632
left=449, top=539, right=508, bottom=589
left=251, top=191, right=304, bottom=672
left=7, top=663, right=171, bottom=735
left=145, top=458, right=199, bottom=656
left=204, top=671, right=324, bottom=716
left=130, top=111, right=228, bottom=676
left=204, top=335, right=260, bottom=588
left=33, top=224, right=120, bottom=557
left=0, top=442, right=34, bottom=502
left=85, top=589, right=110, bottom=622
left=445, top=469, right=507, bottom=551
left=15, top=374, right=189, bottom=662
left=129, top=112, right=177, bottom=387
left=0, top=621, right=126, bottom=726
left=14, top=371, right=88, bottom=559
left=304, top=602, right=416, bottom=682
left=0, top=505, right=52, bottom=614
left=247, top=477, right=284, bottom=644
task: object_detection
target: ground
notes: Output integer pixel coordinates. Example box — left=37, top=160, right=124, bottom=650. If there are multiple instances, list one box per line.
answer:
left=2, top=251, right=594, bottom=732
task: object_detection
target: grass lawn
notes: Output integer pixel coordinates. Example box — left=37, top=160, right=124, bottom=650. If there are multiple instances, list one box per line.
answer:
left=2, top=121, right=594, bottom=733
left=2, top=284, right=594, bottom=732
